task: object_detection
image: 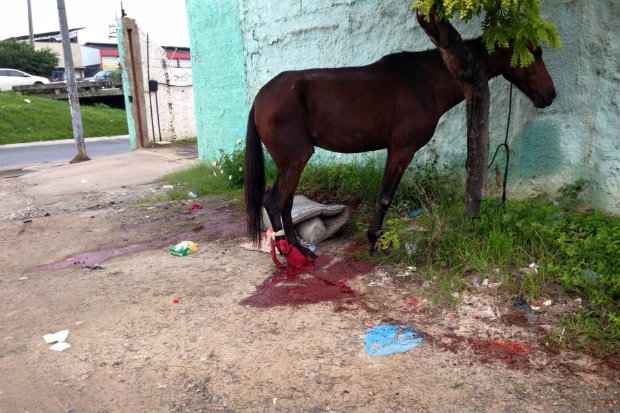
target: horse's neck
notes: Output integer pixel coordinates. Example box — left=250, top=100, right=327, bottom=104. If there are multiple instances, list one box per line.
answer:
left=431, top=48, right=503, bottom=117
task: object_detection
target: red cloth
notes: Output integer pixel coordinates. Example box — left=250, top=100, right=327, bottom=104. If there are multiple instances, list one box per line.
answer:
left=270, top=238, right=314, bottom=273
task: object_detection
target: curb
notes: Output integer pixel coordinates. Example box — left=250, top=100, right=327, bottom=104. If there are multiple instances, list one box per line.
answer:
left=0, top=135, right=129, bottom=149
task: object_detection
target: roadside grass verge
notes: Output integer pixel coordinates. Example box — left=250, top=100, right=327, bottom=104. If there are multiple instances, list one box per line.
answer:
left=0, top=92, right=128, bottom=144
left=163, top=147, right=620, bottom=357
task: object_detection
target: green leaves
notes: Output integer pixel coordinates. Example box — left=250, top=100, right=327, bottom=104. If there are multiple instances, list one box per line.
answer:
left=0, top=40, right=58, bottom=77
left=414, top=0, right=562, bottom=67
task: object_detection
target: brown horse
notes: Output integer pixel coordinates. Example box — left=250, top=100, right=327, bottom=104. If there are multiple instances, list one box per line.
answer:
left=244, top=37, right=556, bottom=257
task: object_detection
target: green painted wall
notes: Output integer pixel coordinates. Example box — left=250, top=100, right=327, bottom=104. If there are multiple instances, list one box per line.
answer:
left=185, top=0, right=249, bottom=160
left=186, top=0, right=620, bottom=213
left=116, top=20, right=138, bottom=150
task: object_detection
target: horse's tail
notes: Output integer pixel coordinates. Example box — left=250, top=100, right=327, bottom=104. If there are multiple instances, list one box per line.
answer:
left=244, top=104, right=265, bottom=246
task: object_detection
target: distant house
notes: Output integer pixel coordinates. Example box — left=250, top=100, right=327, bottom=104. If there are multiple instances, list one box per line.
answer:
left=162, top=46, right=192, bottom=68
left=84, top=42, right=192, bottom=71
left=4, top=28, right=88, bottom=80
left=83, top=42, right=120, bottom=72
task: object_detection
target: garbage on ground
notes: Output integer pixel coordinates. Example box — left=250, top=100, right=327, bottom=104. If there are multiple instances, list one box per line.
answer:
left=188, top=192, right=198, bottom=199
left=169, top=241, right=199, bottom=256
left=512, top=296, right=532, bottom=312
left=408, top=208, right=424, bottom=219
left=365, top=324, right=424, bottom=356
left=43, top=329, right=71, bottom=352
left=162, top=185, right=174, bottom=190
left=172, top=297, right=181, bottom=304
left=50, top=342, right=71, bottom=352
left=188, top=202, right=203, bottom=213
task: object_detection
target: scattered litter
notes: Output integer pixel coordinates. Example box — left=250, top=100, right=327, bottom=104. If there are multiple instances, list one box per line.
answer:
left=528, top=262, right=539, bottom=274
left=188, top=202, right=203, bottom=213
left=574, top=297, right=583, bottom=305
left=83, top=265, right=104, bottom=271
left=43, top=329, right=71, bottom=352
left=365, top=324, right=423, bottom=356
left=404, top=242, right=417, bottom=256
left=408, top=208, right=424, bottom=219
left=18, top=276, right=29, bottom=281
left=512, top=296, right=531, bottom=311
left=172, top=297, right=180, bottom=304
left=582, top=269, right=600, bottom=279
left=162, top=185, right=174, bottom=190
left=188, top=192, right=198, bottom=199
left=24, top=98, right=31, bottom=104
left=543, top=299, right=553, bottom=306
left=530, top=305, right=542, bottom=311
left=23, top=219, right=32, bottom=224
left=43, top=329, right=69, bottom=344
left=80, top=179, right=88, bottom=184
left=482, top=278, right=489, bottom=287
left=169, top=241, right=198, bottom=256
left=50, top=342, right=71, bottom=352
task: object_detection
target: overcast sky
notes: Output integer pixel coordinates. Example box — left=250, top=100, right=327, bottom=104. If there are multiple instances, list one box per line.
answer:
left=0, top=0, right=190, bottom=47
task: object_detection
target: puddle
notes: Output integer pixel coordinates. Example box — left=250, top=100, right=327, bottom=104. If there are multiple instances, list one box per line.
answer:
left=241, top=254, right=375, bottom=307
left=438, top=334, right=531, bottom=369
left=33, top=207, right=244, bottom=272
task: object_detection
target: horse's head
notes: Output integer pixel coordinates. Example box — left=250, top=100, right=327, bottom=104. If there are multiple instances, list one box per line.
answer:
left=494, top=46, right=557, bottom=108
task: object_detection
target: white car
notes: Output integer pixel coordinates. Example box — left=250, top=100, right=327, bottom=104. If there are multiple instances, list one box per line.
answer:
left=0, top=68, right=50, bottom=91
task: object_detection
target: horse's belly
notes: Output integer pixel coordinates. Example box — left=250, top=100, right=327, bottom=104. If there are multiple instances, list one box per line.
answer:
left=314, top=134, right=387, bottom=154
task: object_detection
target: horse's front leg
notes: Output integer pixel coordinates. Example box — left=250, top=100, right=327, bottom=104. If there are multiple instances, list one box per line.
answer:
left=368, top=146, right=416, bottom=254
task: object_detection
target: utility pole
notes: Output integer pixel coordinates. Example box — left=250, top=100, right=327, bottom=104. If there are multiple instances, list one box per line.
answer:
left=27, top=0, right=34, bottom=46
left=56, top=0, right=89, bottom=163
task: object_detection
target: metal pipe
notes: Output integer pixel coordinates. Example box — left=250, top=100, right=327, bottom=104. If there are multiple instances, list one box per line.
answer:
left=27, top=0, right=34, bottom=46
left=154, top=88, right=162, bottom=142
left=146, top=33, right=156, bottom=143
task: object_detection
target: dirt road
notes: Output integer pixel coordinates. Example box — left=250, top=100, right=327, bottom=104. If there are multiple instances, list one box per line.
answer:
left=0, top=149, right=618, bottom=413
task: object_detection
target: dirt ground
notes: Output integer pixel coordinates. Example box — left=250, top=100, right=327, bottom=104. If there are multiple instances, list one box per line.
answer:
left=0, top=148, right=618, bottom=413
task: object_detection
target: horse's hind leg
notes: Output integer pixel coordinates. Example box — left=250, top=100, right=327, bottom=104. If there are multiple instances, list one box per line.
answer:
left=367, top=146, right=417, bottom=253
left=267, top=144, right=314, bottom=257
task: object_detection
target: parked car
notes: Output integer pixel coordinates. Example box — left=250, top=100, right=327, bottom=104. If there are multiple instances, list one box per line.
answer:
left=0, top=68, right=50, bottom=91
left=86, top=70, right=113, bottom=83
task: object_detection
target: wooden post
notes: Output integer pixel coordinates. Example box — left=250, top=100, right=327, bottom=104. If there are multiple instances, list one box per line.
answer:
left=56, top=0, right=90, bottom=163
left=417, top=10, right=489, bottom=217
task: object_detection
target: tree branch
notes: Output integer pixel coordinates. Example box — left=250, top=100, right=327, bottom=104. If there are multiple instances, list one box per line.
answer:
left=416, top=8, right=474, bottom=82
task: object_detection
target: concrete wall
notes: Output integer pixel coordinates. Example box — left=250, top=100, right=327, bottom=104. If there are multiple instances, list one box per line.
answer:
left=186, top=0, right=620, bottom=213
left=140, top=32, right=196, bottom=141
left=186, top=0, right=248, bottom=159
left=118, top=17, right=197, bottom=148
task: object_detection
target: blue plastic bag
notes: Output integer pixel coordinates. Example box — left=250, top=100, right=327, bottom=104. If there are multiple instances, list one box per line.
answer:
left=365, top=324, right=424, bottom=356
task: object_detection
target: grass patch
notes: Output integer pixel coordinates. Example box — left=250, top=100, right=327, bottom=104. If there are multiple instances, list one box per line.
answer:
left=163, top=146, right=619, bottom=357
left=0, top=92, right=128, bottom=144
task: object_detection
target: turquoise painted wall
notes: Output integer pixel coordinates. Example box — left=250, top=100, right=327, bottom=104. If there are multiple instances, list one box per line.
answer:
left=117, top=20, right=138, bottom=150
left=185, top=0, right=249, bottom=160
left=186, top=0, right=620, bottom=213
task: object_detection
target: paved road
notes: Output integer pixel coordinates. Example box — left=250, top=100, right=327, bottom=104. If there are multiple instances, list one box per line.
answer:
left=0, top=137, right=130, bottom=170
